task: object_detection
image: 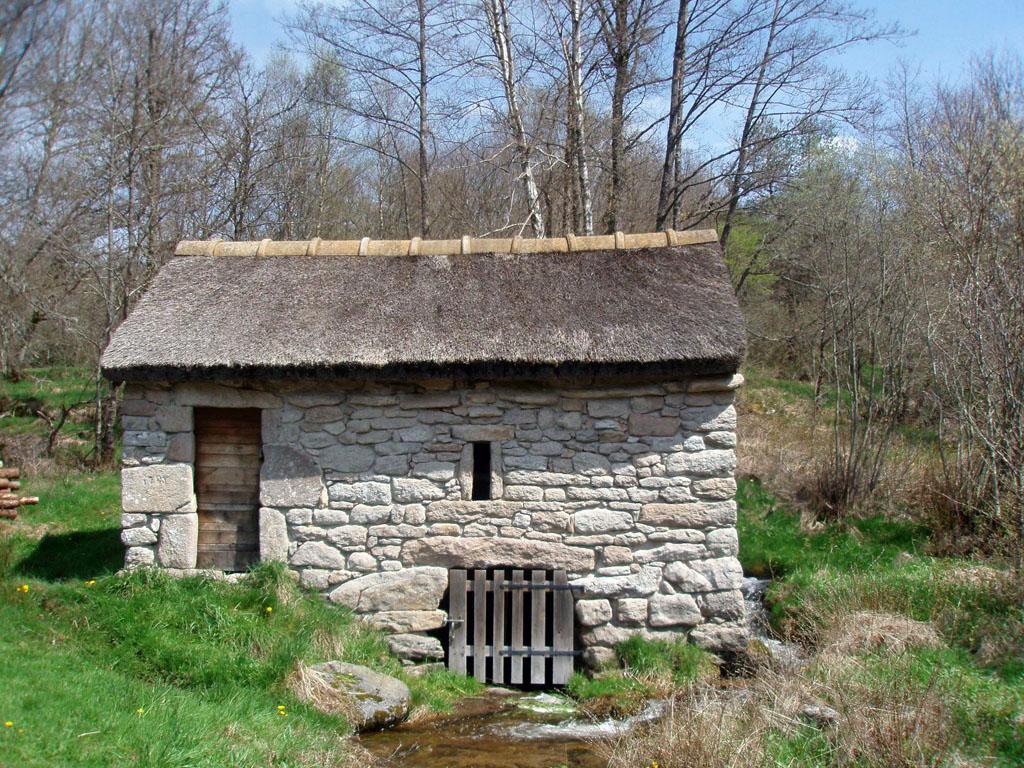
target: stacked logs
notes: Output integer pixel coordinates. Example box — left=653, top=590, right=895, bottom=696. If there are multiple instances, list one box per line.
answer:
left=0, top=467, right=37, bottom=520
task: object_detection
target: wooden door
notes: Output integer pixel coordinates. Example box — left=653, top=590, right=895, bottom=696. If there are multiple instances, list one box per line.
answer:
left=448, top=568, right=576, bottom=685
left=194, top=407, right=262, bottom=571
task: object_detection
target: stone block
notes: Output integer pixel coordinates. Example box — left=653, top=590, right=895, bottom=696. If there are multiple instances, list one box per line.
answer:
left=690, top=557, right=744, bottom=590
left=587, top=399, right=629, bottom=418
left=348, top=552, right=378, bottom=572
left=634, top=542, right=705, bottom=565
left=328, top=481, right=391, bottom=505
left=573, top=508, right=633, bottom=534
left=350, top=505, right=393, bottom=525
left=688, top=374, right=744, bottom=393
left=638, top=501, right=737, bottom=528
left=122, top=464, right=195, bottom=513
left=648, top=593, right=701, bottom=627
left=617, top=598, right=648, bottom=625
left=387, top=634, right=445, bottom=662
left=365, top=610, right=447, bottom=633
left=664, top=449, right=736, bottom=478
left=166, top=432, right=195, bottom=463
left=402, top=536, right=595, bottom=571
left=176, top=383, right=281, bottom=408
left=663, top=561, right=714, bottom=591
left=320, top=444, right=375, bottom=473
left=572, top=452, right=611, bottom=475
left=259, top=508, right=289, bottom=562
left=121, top=526, right=157, bottom=547
left=291, top=541, right=346, bottom=569
left=261, top=446, right=325, bottom=507
left=503, top=484, right=544, bottom=501
left=125, top=546, right=155, bottom=568
left=627, top=413, right=680, bottom=436
left=576, top=599, right=613, bottom=627
left=157, top=513, right=198, bottom=568
left=705, top=528, right=739, bottom=556
left=602, top=545, right=634, bottom=565
left=450, top=425, right=514, bottom=441
left=701, top=590, right=745, bottom=620
left=154, top=405, right=192, bottom=433
left=393, top=477, right=446, bottom=503
left=571, top=565, right=661, bottom=598
left=328, top=566, right=448, bottom=612
left=692, top=477, right=737, bottom=501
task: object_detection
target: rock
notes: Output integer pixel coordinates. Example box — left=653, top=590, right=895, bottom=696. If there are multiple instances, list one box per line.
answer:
left=705, top=528, right=739, bottom=556
left=800, top=703, right=840, bottom=728
left=320, top=444, right=375, bottom=473
left=125, top=546, right=155, bottom=568
left=176, top=383, right=281, bottom=409
left=688, top=374, right=744, bottom=393
left=364, top=610, right=447, bottom=633
left=664, top=449, right=736, bottom=478
left=574, top=508, right=633, bottom=534
left=583, top=646, right=618, bottom=669
left=121, top=526, right=157, bottom=547
left=328, top=481, right=392, bottom=505
left=587, top=399, right=629, bottom=418
left=387, top=633, right=445, bottom=662
left=156, top=513, right=198, bottom=568
left=122, top=464, right=195, bottom=513
left=327, top=526, right=369, bottom=548
left=411, top=462, right=457, bottom=481
left=617, top=598, right=648, bottom=625
left=576, top=599, right=613, bottom=626
left=700, top=590, right=745, bottom=620
left=572, top=452, right=611, bottom=475
left=291, top=541, right=346, bottom=569
left=648, top=593, right=701, bottom=627
left=627, top=414, right=680, bottom=436
left=663, top=561, right=714, bottom=591
left=392, top=477, right=447, bottom=503
left=572, top=565, right=661, bottom=598
left=638, top=501, right=737, bottom=528
left=259, top=446, right=325, bottom=507
left=347, top=552, right=378, bottom=572
left=299, top=661, right=410, bottom=732
left=689, top=557, right=744, bottom=590
left=154, top=405, right=192, bottom=433
left=634, top=543, right=705, bottom=564
left=690, top=622, right=748, bottom=653
left=259, top=508, right=289, bottom=562
left=691, top=477, right=737, bottom=501
left=328, top=566, right=448, bottom=612
left=350, top=505, right=392, bottom=525
left=402, top=536, right=595, bottom=572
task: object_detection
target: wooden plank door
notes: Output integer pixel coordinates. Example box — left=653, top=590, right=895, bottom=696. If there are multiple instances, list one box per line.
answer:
left=447, top=568, right=577, bottom=686
left=195, top=407, right=262, bottom=571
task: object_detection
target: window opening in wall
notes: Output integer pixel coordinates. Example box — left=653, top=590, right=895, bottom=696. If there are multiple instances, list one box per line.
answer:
left=471, top=441, right=492, bottom=500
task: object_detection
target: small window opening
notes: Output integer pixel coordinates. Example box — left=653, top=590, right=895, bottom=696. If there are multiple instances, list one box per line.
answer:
left=471, top=441, right=492, bottom=500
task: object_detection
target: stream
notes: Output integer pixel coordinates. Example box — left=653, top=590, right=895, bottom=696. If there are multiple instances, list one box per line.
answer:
left=360, top=577, right=788, bottom=767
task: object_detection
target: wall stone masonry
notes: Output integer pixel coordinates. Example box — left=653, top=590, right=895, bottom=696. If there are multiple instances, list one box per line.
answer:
left=118, top=373, right=747, bottom=664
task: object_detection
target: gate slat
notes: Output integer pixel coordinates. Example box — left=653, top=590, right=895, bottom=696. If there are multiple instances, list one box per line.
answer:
left=552, top=570, right=574, bottom=684
left=492, top=569, right=505, bottom=684
left=530, top=569, right=547, bottom=684
left=510, top=569, right=524, bottom=684
left=473, top=569, right=487, bottom=682
left=449, top=569, right=467, bottom=676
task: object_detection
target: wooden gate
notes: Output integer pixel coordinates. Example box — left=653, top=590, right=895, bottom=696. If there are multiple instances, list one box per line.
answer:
left=447, top=568, right=576, bottom=686
left=194, top=407, right=262, bottom=571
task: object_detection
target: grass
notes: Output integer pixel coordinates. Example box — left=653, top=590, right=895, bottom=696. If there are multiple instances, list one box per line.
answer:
left=737, top=477, right=1024, bottom=766
left=0, top=470, right=482, bottom=767
left=566, top=637, right=718, bottom=718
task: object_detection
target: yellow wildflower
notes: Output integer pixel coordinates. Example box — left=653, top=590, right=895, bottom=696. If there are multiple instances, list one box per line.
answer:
left=265, top=606, right=273, bottom=613
left=17, top=584, right=28, bottom=593
left=85, top=580, right=96, bottom=586
left=136, top=708, right=144, bottom=716
left=3, top=722, right=12, bottom=728
left=277, top=705, right=286, bottom=711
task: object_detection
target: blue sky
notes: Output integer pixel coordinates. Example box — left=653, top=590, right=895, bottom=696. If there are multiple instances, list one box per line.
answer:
left=229, top=0, right=1024, bottom=84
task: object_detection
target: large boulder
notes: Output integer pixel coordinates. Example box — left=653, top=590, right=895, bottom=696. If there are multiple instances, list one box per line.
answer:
left=296, top=661, right=410, bottom=732
left=328, top=566, right=448, bottom=612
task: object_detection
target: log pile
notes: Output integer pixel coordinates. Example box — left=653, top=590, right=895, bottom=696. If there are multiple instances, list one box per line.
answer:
left=0, top=467, right=37, bottom=520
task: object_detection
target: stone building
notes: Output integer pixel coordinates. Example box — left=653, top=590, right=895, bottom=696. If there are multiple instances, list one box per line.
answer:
left=101, top=230, right=748, bottom=674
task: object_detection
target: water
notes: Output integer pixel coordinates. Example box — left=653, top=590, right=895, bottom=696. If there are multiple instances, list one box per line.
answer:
left=360, top=690, right=609, bottom=767
left=361, top=579, right=794, bottom=767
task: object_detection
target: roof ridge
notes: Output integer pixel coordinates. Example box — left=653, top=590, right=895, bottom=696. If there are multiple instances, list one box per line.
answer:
left=174, top=229, right=718, bottom=257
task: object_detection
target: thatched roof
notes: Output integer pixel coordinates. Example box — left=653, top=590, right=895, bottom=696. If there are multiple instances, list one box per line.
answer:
left=101, top=230, right=746, bottom=382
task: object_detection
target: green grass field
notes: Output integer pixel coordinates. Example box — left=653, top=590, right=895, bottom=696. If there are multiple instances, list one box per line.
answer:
left=0, top=470, right=480, bottom=768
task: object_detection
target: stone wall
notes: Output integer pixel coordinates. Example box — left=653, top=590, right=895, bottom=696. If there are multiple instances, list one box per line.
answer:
left=120, top=375, right=746, bottom=666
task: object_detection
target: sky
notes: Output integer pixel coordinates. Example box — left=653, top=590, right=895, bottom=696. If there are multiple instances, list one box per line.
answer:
left=228, top=0, right=1024, bottom=85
